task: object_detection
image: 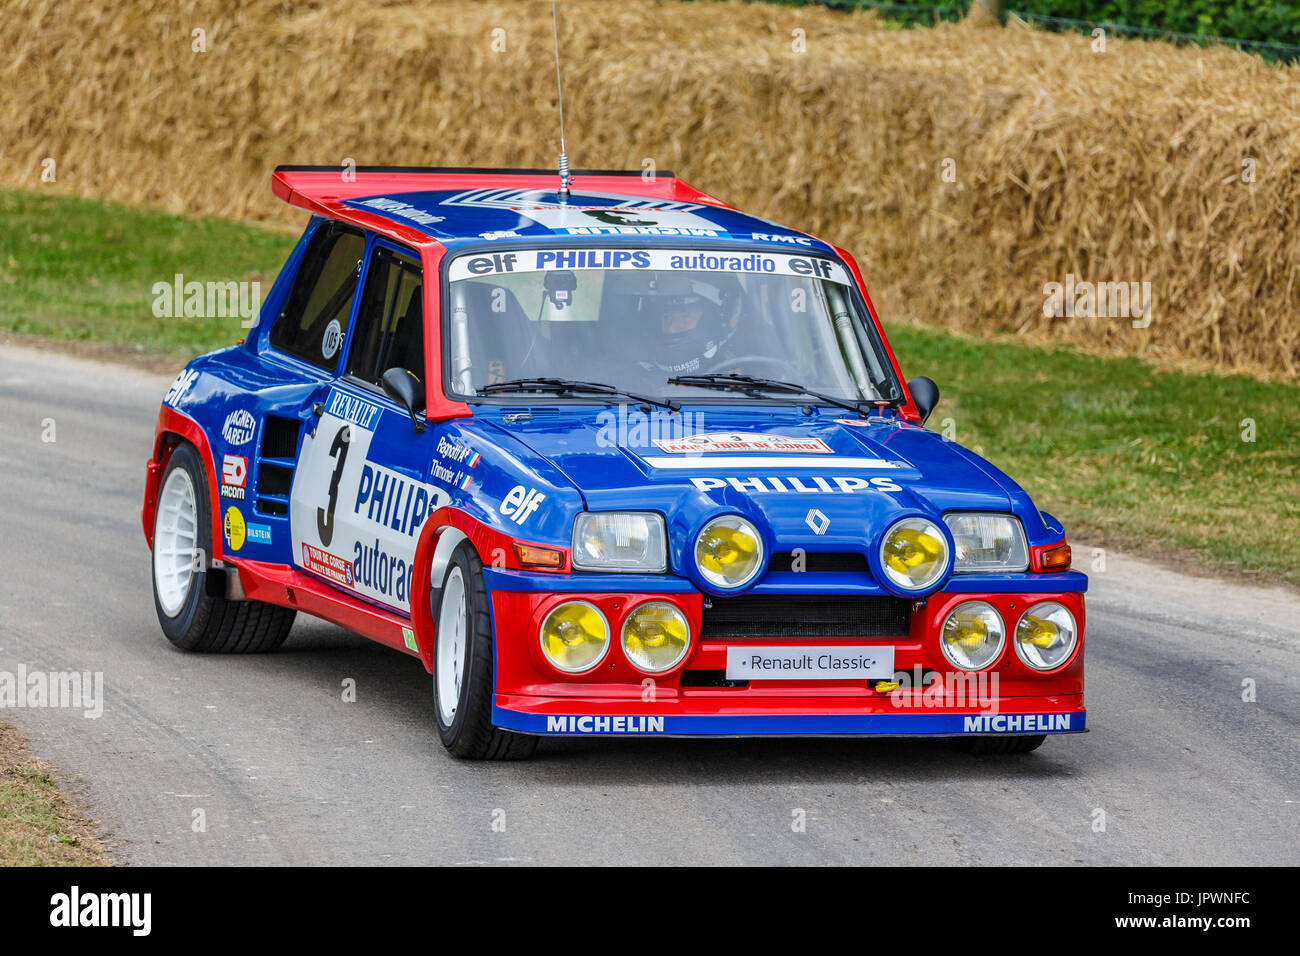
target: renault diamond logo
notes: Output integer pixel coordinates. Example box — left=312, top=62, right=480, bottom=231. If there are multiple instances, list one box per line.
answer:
left=805, top=509, right=830, bottom=535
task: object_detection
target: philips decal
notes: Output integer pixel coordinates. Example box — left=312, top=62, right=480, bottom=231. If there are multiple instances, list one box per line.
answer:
left=690, top=475, right=902, bottom=493
left=535, top=249, right=650, bottom=270
left=353, top=463, right=436, bottom=537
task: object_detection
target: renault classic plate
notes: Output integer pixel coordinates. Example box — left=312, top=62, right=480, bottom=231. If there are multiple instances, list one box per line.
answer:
left=725, top=646, right=895, bottom=681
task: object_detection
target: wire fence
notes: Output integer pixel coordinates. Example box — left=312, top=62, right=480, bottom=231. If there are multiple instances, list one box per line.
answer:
left=777, top=2, right=1300, bottom=62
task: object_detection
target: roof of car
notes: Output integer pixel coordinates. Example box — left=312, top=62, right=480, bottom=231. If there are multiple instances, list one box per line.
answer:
left=272, top=165, right=833, bottom=253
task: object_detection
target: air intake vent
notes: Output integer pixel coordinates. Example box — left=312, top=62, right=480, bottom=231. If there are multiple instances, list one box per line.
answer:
left=261, top=416, right=301, bottom=459
left=767, top=551, right=869, bottom=574
left=255, top=415, right=301, bottom=517
left=702, top=595, right=909, bottom=639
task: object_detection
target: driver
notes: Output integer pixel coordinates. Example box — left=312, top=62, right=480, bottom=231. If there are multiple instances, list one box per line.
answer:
left=633, top=273, right=738, bottom=376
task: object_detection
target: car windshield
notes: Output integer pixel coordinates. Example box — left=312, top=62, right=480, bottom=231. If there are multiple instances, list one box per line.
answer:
left=445, top=247, right=900, bottom=404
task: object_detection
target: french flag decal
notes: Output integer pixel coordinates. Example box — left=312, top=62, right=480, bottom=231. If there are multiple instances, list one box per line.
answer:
left=468, top=452, right=481, bottom=468
left=458, top=473, right=474, bottom=490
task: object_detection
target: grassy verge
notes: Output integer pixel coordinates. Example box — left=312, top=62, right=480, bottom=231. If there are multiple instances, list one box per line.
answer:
left=889, top=322, right=1300, bottom=586
left=3, top=187, right=1297, bottom=587
left=0, top=188, right=297, bottom=365
left=0, top=723, right=108, bottom=865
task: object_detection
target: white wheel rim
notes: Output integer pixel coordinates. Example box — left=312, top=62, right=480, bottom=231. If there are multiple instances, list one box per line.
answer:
left=154, top=466, right=199, bottom=617
left=436, top=566, right=469, bottom=725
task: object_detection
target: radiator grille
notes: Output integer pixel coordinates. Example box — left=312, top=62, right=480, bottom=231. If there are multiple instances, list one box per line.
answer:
left=701, top=594, right=910, bottom=639
left=766, top=551, right=869, bottom=573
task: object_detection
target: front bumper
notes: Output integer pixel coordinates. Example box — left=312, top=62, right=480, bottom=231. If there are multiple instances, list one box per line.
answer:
left=494, top=694, right=1085, bottom=737
left=486, top=571, right=1087, bottom=738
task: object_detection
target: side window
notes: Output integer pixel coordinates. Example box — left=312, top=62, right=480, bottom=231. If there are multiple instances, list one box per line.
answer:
left=269, top=223, right=366, bottom=368
left=346, top=246, right=424, bottom=393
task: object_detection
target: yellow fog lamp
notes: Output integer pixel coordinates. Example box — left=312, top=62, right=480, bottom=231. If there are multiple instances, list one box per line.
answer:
left=539, top=600, right=610, bottom=672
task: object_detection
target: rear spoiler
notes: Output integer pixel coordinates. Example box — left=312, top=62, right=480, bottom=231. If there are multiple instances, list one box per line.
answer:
left=271, top=164, right=720, bottom=218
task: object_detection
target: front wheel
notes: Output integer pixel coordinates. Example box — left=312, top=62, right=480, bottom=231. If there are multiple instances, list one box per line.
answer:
left=151, top=441, right=295, bottom=653
left=431, top=542, right=537, bottom=760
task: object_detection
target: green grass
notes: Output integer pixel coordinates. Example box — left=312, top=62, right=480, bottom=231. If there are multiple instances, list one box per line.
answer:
left=889, top=322, right=1300, bottom=585
left=4, top=187, right=1298, bottom=586
left=0, top=723, right=108, bottom=865
left=0, top=188, right=297, bottom=362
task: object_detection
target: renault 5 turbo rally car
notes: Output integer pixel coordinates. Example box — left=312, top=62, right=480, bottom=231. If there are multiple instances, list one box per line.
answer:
left=143, top=165, right=1086, bottom=760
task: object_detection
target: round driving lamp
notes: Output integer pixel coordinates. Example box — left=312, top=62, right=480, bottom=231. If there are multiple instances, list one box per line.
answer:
left=940, top=600, right=1005, bottom=671
left=879, top=517, right=950, bottom=592
left=539, top=600, right=610, bottom=673
left=695, top=516, right=764, bottom=590
left=1014, top=601, right=1079, bottom=671
left=621, top=601, right=691, bottom=673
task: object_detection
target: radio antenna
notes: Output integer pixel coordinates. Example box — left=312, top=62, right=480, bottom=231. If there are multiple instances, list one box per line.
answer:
left=551, top=0, right=571, bottom=198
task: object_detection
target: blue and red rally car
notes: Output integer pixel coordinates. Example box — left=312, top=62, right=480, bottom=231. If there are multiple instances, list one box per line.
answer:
left=143, top=166, right=1086, bottom=759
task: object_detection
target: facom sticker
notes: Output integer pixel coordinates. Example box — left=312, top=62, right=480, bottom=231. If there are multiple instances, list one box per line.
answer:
left=222, top=409, right=256, bottom=446
left=221, top=454, right=248, bottom=499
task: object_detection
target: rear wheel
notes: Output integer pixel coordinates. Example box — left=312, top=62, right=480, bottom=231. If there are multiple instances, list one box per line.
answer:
left=431, top=542, right=538, bottom=760
left=151, top=442, right=295, bottom=653
left=952, top=734, right=1047, bottom=755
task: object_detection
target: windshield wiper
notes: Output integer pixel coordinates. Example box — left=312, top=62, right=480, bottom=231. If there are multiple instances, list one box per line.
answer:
left=478, top=378, right=679, bottom=411
left=667, top=373, right=900, bottom=415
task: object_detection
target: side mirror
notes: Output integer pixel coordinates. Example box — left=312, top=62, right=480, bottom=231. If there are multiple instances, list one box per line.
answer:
left=907, top=376, right=940, bottom=424
left=382, top=368, right=426, bottom=433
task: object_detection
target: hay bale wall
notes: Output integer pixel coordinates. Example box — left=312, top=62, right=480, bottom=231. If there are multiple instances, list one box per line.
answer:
left=2, top=0, right=1297, bottom=376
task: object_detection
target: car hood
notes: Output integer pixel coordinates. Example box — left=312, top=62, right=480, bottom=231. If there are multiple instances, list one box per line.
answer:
left=484, top=409, right=1031, bottom=559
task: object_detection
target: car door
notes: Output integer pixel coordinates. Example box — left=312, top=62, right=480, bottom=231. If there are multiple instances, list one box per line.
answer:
left=289, top=238, right=447, bottom=614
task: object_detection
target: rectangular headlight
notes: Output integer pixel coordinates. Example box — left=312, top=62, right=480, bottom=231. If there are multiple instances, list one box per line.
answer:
left=943, top=513, right=1029, bottom=572
left=572, top=512, right=667, bottom=572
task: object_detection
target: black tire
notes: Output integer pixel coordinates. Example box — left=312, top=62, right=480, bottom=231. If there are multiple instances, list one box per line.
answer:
left=151, top=442, right=295, bottom=653
left=952, top=734, right=1047, bottom=755
left=431, top=542, right=538, bottom=760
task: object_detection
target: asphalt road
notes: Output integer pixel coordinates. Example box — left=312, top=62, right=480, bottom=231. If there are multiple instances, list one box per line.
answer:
left=1, top=343, right=1297, bottom=865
